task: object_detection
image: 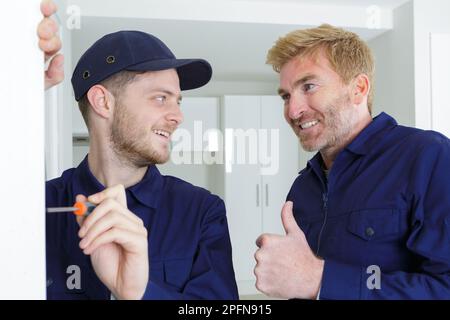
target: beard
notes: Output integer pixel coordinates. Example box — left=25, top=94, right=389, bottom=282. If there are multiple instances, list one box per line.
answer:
left=110, top=101, right=170, bottom=168
left=298, top=92, right=356, bottom=153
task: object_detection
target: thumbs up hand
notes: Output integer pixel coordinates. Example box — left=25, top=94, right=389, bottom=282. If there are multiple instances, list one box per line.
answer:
left=281, top=201, right=302, bottom=234
left=254, top=201, right=324, bottom=299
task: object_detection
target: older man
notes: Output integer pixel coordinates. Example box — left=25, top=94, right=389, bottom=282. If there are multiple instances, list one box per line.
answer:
left=254, top=24, right=450, bottom=300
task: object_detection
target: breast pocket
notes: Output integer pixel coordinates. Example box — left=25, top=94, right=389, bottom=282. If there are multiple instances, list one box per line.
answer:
left=347, top=208, right=401, bottom=242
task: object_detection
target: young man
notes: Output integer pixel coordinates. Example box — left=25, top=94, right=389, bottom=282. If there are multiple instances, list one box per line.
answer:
left=44, top=28, right=238, bottom=299
left=254, top=24, right=450, bottom=299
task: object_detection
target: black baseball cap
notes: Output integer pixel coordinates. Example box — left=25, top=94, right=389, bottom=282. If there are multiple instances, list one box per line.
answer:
left=71, top=30, right=212, bottom=101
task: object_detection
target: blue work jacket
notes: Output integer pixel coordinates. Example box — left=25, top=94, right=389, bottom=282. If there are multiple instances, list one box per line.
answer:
left=287, top=112, right=450, bottom=299
left=46, top=157, right=238, bottom=299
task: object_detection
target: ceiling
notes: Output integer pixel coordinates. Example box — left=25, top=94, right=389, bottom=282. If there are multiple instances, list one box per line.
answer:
left=70, top=0, right=411, bottom=82
left=229, top=0, right=410, bottom=9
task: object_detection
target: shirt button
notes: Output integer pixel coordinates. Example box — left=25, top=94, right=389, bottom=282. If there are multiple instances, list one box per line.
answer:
left=365, top=227, right=375, bottom=237
left=46, top=278, right=53, bottom=287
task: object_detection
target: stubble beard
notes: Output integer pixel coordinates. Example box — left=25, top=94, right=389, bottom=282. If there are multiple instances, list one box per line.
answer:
left=299, top=93, right=355, bottom=154
left=110, top=102, right=170, bottom=168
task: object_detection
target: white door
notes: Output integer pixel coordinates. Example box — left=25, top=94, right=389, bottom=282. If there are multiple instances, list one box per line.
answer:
left=223, top=96, right=262, bottom=294
left=260, top=96, right=299, bottom=235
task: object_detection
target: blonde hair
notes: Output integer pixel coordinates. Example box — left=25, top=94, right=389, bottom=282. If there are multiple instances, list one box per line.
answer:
left=267, top=24, right=374, bottom=114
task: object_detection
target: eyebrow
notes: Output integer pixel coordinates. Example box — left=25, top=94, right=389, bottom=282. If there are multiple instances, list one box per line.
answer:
left=278, top=74, right=319, bottom=96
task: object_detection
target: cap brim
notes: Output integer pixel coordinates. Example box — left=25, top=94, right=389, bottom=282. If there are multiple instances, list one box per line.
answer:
left=126, top=58, right=212, bottom=90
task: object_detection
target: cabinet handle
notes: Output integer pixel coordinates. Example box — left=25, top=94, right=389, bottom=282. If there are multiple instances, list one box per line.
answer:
left=256, top=184, right=260, bottom=207
left=265, top=184, right=269, bottom=206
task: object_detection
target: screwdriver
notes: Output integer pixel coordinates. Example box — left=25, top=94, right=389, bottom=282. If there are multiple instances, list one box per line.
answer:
left=46, top=202, right=96, bottom=217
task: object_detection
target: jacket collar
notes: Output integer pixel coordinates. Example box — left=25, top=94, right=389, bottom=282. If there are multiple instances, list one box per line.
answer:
left=306, top=112, right=398, bottom=175
left=72, top=156, right=164, bottom=209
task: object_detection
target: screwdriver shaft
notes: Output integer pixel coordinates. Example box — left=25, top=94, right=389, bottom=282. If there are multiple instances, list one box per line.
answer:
left=46, top=207, right=77, bottom=213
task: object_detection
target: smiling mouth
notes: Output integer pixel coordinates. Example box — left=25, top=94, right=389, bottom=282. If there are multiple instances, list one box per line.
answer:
left=153, top=129, right=171, bottom=139
left=299, top=120, right=320, bottom=130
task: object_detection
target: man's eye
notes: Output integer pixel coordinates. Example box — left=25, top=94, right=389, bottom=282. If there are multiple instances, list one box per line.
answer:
left=280, top=94, right=290, bottom=102
left=303, top=84, right=316, bottom=92
left=155, top=96, right=167, bottom=103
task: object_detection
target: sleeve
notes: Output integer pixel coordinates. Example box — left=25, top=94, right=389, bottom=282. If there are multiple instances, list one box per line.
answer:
left=142, top=196, right=239, bottom=300
left=319, top=137, right=450, bottom=300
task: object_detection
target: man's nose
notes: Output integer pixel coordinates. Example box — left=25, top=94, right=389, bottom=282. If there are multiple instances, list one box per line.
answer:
left=287, top=94, right=308, bottom=120
left=167, top=103, right=184, bottom=126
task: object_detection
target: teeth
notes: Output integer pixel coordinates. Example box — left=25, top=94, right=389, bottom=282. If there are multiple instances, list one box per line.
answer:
left=300, top=120, right=319, bottom=130
left=153, top=129, right=170, bottom=138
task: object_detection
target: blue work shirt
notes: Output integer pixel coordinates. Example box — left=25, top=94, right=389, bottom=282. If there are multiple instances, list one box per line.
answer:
left=287, top=112, right=450, bottom=299
left=46, top=157, right=238, bottom=299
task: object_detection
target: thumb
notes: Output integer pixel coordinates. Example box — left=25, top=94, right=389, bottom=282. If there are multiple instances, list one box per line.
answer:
left=75, top=194, right=87, bottom=227
left=281, top=201, right=301, bottom=235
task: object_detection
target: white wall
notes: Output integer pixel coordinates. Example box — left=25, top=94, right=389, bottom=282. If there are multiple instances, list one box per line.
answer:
left=369, top=1, right=415, bottom=126
left=0, top=0, right=46, bottom=299
left=430, top=34, right=450, bottom=138
left=184, top=80, right=279, bottom=97
left=413, top=0, right=450, bottom=130
left=371, top=0, right=450, bottom=132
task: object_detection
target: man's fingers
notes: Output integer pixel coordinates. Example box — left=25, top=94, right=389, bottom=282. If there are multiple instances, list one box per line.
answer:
left=40, top=0, right=57, bottom=18
left=88, top=184, right=127, bottom=207
left=40, top=36, right=62, bottom=60
left=255, top=233, right=280, bottom=248
left=37, top=17, right=58, bottom=40
left=83, top=227, right=147, bottom=255
left=75, top=194, right=88, bottom=227
left=78, top=198, right=139, bottom=237
left=255, top=234, right=265, bottom=248
left=79, top=210, right=146, bottom=250
left=281, top=201, right=301, bottom=235
left=45, top=54, right=64, bottom=89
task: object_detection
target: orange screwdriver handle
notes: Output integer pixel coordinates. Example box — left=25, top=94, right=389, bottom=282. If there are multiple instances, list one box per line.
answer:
left=73, top=202, right=95, bottom=216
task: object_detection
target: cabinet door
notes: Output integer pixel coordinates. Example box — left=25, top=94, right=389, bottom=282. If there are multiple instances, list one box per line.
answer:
left=222, top=96, right=262, bottom=294
left=177, top=97, right=219, bottom=151
left=158, top=97, right=220, bottom=193
left=260, top=96, right=299, bottom=235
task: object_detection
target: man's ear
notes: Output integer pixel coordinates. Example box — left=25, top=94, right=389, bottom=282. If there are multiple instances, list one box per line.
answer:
left=351, top=74, right=370, bottom=106
left=86, top=85, right=115, bottom=119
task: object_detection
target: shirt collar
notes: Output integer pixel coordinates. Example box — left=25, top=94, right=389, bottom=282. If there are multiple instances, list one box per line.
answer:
left=72, top=156, right=164, bottom=209
left=345, top=112, right=397, bottom=155
left=306, top=112, right=398, bottom=173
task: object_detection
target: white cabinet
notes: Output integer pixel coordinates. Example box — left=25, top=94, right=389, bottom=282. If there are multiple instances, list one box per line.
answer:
left=176, top=97, right=219, bottom=151
left=158, top=97, right=221, bottom=194
left=430, top=33, right=450, bottom=138
left=222, top=95, right=299, bottom=295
